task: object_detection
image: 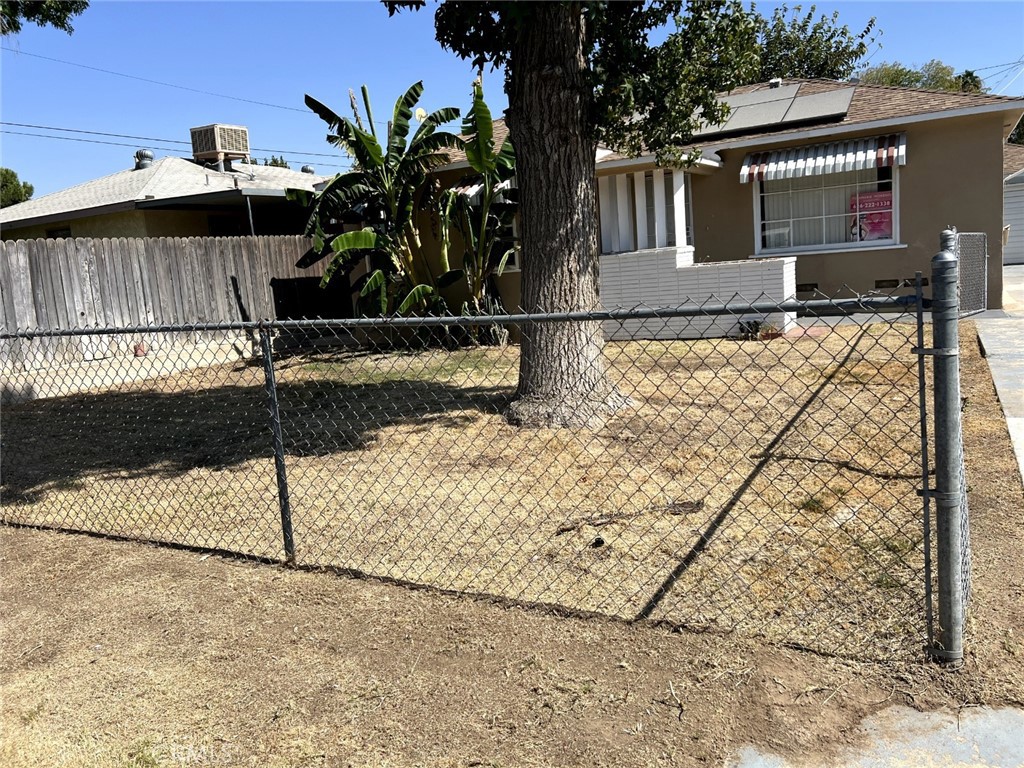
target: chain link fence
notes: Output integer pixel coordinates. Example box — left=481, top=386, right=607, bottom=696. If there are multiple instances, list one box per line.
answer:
left=2, top=297, right=933, bottom=660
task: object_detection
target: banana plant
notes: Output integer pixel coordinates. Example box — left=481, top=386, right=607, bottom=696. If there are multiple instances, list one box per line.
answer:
left=287, top=81, right=463, bottom=315
left=436, top=80, right=517, bottom=321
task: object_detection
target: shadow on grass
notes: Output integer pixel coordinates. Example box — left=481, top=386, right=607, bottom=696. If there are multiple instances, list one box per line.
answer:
left=0, top=378, right=510, bottom=505
left=634, top=327, right=876, bottom=621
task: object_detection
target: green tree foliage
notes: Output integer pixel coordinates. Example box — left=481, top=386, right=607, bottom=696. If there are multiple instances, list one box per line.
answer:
left=1010, top=121, right=1024, bottom=146
left=389, top=1, right=759, bottom=426
left=748, top=3, right=877, bottom=83
left=262, top=155, right=290, bottom=168
left=288, top=81, right=462, bottom=315
left=0, top=166, right=34, bottom=207
left=1, top=0, right=88, bottom=35
left=436, top=80, right=517, bottom=328
left=859, top=58, right=987, bottom=93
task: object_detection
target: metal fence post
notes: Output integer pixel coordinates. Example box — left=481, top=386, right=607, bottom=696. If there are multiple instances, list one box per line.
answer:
left=930, top=230, right=965, bottom=663
left=259, top=325, right=295, bottom=565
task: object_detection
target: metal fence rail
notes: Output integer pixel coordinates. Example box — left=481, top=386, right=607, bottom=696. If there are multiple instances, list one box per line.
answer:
left=1, top=293, right=958, bottom=661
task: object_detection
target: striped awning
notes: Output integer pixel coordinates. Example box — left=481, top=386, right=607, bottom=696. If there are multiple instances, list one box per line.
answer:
left=739, top=134, right=907, bottom=184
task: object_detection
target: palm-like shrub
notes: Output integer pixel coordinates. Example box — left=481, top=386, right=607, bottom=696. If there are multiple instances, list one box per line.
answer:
left=290, top=82, right=462, bottom=314
left=437, top=81, right=517, bottom=322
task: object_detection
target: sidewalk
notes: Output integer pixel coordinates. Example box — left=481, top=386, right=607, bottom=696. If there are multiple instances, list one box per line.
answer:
left=975, top=265, right=1024, bottom=480
left=730, top=705, right=1024, bottom=767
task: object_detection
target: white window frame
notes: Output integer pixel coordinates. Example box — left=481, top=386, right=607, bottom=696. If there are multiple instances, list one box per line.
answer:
left=751, top=165, right=901, bottom=257
left=500, top=214, right=521, bottom=272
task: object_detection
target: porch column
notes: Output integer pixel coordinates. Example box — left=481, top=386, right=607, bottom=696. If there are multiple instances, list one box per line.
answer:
left=652, top=168, right=667, bottom=248
left=633, top=171, right=648, bottom=250
left=615, top=174, right=633, bottom=252
left=672, top=170, right=687, bottom=248
left=598, top=175, right=617, bottom=254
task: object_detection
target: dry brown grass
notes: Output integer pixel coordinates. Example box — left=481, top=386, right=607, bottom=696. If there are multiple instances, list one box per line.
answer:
left=4, top=321, right=929, bottom=658
left=0, top=324, right=1022, bottom=768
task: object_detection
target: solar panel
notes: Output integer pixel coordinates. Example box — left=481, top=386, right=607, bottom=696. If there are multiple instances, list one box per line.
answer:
left=781, top=88, right=855, bottom=124
left=719, top=84, right=800, bottom=109
left=721, top=99, right=792, bottom=132
left=694, top=84, right=855, bottom=139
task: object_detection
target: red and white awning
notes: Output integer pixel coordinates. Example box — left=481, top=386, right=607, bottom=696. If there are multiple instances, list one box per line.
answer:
left=739, top=134, right=907, bottom=184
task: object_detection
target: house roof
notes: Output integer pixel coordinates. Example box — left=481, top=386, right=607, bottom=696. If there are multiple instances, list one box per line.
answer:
left=0, top=157, right=329, bottom=229
left=702, top=79, right=1024, bottom=149
left=1005, top=143, right=1024, bottom=181
left=441, top=119, right=512, bottom=168
left=437, top=80, right=1024, bottom=172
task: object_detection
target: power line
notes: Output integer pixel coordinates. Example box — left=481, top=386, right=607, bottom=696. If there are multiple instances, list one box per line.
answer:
left=0, top=121, right=347, bottom=159
left=996, top=64, right=1024, bottom=96
left=1, top=46, right=392, bottom=126
left=1, top=129, right=188, bottom=153
left=973, top=56, right=1024, bottom=73
left=0, top=129, right=352, bottom=169
left=0, top=46, right=309, bottom=113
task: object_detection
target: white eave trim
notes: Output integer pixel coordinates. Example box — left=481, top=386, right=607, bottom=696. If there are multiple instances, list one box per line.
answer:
left=703, top=100, right=1024, bottom=153
left=596, top=153, right=723, bottom=173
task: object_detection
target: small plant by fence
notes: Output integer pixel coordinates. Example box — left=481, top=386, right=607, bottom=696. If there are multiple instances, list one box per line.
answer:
left=0, top=251, right=972, bottom=662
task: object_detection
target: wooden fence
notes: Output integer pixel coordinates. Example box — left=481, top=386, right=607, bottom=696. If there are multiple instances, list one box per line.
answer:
left=0, top=235, right=327, bottom=379
left=0, top=235, right=321, bottom=332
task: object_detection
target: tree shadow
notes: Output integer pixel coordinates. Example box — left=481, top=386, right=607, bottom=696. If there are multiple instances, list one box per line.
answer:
left=0, top=377, right=511, bottom=505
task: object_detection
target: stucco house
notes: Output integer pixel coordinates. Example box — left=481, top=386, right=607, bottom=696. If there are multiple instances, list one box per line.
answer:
left=0, top=125, right=329, bottom=241
left=435, top=79, right=1024, bottom=312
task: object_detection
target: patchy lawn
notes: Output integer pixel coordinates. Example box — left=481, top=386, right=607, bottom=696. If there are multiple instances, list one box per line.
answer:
left=0, top=323, right=1021, bottom=767
left=4, top=321, right=930, bottom=659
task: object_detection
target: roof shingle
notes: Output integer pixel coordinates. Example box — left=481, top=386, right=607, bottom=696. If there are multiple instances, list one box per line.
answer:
left=0, top=157, right=329, bottom=226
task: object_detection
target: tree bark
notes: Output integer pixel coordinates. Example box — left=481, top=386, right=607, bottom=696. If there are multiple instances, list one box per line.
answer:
left=504, top=2, right=629, bottom=428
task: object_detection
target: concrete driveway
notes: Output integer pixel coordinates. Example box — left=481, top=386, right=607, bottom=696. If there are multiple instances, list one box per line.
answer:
left=975, top=264, right=1024, bottom=478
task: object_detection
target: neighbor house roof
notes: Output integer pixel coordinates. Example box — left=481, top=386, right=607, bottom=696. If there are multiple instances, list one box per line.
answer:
left=0, top=157, right=328, bottom=229
left=1004, top=142, right=1024, bottom=181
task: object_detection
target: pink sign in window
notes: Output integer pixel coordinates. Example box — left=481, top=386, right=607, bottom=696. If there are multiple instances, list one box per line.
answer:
left=849, top=191, right=893, bottom=242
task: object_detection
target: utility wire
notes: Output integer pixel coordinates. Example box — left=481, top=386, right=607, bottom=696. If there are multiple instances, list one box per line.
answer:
left=0, top=46, right=309, bottom=113
left=1, top=129, right=188, bottom=153
left=996, top=63, right=1024, bottom=96
left=0, top=121, right=346, bottom=159
left=0, top=130, right=352, bottom=169
left=0, top=46, right=392, bottom=126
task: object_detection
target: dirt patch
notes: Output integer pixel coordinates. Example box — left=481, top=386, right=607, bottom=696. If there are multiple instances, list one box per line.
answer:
left=0, top=323, right=1022, bottom=767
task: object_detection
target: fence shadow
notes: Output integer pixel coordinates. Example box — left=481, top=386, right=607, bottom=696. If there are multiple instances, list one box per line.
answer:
left=634, top=327, right=870, bottom=621
left=0, top=378, right=510, bottom=504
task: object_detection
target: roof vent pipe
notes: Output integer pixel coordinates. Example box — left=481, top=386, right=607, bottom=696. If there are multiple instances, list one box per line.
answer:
left=301, top=165, right=315, bottom=174
left=134, top=149, right=154, bottom=170
left=768, top=77, right=783, bottom=89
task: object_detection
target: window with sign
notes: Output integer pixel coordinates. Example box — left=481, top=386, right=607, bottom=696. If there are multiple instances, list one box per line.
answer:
left=756, top=166, right=896, bottom=253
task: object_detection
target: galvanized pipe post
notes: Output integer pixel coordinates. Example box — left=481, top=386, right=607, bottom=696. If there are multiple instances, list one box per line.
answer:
left=930, top=230, right=964, bottom=663
left=259, top=325, right=295, bottom=565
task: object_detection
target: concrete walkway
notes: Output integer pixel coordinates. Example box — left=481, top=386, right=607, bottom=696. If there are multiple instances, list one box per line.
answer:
left=730, top=705, right=1024, bottom=767
left=975, top=265, right=1024, bottom=479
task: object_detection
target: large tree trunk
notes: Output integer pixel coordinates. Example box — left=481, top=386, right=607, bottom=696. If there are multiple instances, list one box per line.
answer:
left=504, top=2, right=629, bottom=429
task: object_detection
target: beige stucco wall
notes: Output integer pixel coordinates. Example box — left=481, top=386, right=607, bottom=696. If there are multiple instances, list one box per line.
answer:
left=1, top=210, right=150, bottom=241
left=141, top=210, right=213, bottom=238
left=410, top=168, right=526, bottom=313
left=691, top=113, right=1007, bottom=307
left=1, top=209, right=226, bottom=242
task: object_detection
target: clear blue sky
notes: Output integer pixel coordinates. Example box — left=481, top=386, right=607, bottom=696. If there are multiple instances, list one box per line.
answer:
left=2, top=1, right=1022, bottom=197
